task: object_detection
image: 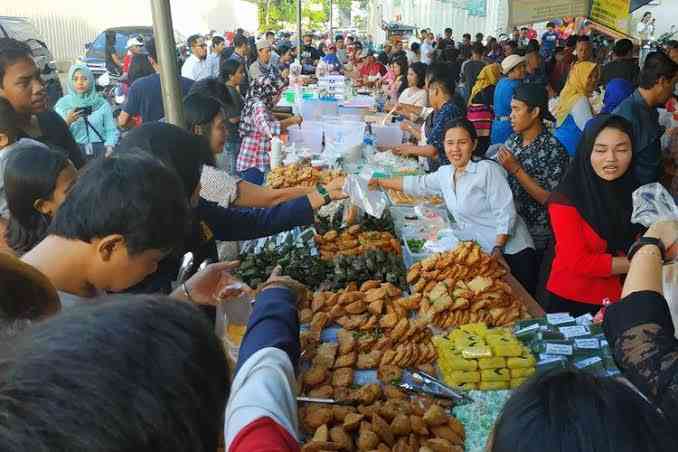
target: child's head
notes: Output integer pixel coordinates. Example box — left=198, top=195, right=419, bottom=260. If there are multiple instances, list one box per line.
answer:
left=47, top=153, right=190, bottom=292
left=5, top=144, right=76, bottom=255
left=0, top=97, right=18, bottom=149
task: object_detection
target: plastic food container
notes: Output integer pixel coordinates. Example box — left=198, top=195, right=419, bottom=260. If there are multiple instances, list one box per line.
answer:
left=371, top=124, right=404, bottom=146
left=324, top=120, right=365, bottom=148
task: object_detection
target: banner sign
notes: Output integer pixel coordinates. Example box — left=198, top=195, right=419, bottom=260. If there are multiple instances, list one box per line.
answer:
left=466, top=0, right=487, bottom=16
left=590, top=0, right=631, bottom=34
left=508, top=0, right=590, bottom=27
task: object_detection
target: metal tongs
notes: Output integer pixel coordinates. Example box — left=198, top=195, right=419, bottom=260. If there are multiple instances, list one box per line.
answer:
left=296, top=396, right=357, bottom=406
left=398, top=370, right=474, bottom=405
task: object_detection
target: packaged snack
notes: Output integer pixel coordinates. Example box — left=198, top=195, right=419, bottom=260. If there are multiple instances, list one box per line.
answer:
left=536, top=356, right=567, bottom=373
left=461, top=345, right=493, bottom=359
left=448, top=370, right=482, bottom=384
left=507, top=355, right=536, bottom=369
left=535, top=340, right=574, bottom=356
left=573, top=337, right=601, bottom=351
left=510, top=367, right=535, bottom=379
left=479, top=381, right=510, bottom=390
left=491, top=341, right=524, bottom=357
left=455, top=382, right=478, bottom=390
left=481, top=368, right=511, bottom=382
left=510, top=378, right=528, bottom=389
left=545, top=312, right=576, bottom=326
left=574, top=356, right=604, bottom=372
left=442, top=354, right=479, bottom=371
left=460, top=322, right=489, bottom=338
left=478, top=356, right=507, bottom=370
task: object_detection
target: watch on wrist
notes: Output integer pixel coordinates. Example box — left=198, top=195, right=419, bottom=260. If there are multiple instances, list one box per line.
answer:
left=627, top=237, right=666, bottom=262
left=316, top=184, right=331, bottom=205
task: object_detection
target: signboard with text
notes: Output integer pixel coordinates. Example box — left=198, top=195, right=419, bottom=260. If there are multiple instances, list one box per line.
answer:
left=590, top=0, right=631, bottom=34
left=508, top=0, right=590, bottom=27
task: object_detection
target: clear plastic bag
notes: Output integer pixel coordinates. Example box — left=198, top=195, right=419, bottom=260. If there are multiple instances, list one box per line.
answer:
left=631, top=183, right=678, bottom=227
left=343, top=174, right=387, bottom=219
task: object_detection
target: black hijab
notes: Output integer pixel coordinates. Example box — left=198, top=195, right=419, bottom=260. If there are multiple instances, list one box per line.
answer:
left=550, top=115, right=641, bottom=253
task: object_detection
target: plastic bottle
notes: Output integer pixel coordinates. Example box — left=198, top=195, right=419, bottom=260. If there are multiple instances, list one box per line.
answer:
left=271, top=136, right=283, bottom=168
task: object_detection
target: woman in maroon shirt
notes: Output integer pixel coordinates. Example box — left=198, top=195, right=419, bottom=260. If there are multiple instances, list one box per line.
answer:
left=546, top=115, right=642, bottom=316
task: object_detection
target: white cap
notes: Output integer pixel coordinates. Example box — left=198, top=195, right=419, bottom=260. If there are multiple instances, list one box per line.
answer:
left=501, top=54, right=526, bottom=75
left=126, top=36, right=144, bottom=49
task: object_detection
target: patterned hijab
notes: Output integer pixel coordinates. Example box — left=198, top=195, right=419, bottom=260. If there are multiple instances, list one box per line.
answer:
left=468, top=63, right=501, bottom=105
left=240, top=75, right=285, bottom=135
left=554, top=61, right=598, bottom=126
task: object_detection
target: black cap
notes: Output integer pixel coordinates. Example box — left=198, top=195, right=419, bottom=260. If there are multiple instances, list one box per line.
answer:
left=513, top=84, right=555, bottom=122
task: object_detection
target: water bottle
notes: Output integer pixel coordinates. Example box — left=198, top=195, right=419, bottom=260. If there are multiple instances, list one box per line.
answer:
left=271, top=136, right=283, bottom=168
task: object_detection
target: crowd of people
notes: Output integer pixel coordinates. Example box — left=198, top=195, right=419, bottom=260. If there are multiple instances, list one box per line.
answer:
left=0, top=16, right=677, bottom=452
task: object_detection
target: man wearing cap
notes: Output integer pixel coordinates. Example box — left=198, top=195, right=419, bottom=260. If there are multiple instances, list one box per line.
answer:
left=249, top=38, right=280, bottom=81
left=492, top=85, right=570, bottom=287
left=122, top=36, right=144, bottom=76
left=321, top=43, right=343, bottom=74
left=491, top=54, right=526, bottom=145
left=181, top=35, right=211, bottom=81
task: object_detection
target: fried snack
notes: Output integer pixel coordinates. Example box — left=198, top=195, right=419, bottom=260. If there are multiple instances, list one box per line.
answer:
left=267, top=163, right=344, bottom=189
left=303, top=366, right=328, bottom=387
left=378, top=365, right=403, bottom=384
left=332, top=405, right=356, bottom=423
left=372, top=413, right=395, bottom=447
left=410, top=415, right=429, bottom=435
left=357, top=428, right=379, bottom=451
left=305, top=407, right=333, bottom=429
left=332, top=368, right=354, bottom=387
left=355, top=384, right=382, bottom=405
left=336, top=329, right=356, bottom=355
left=383, top=384, right=408, bottom=400
left=308, top=385, right=334, bottom=398
left=431, top=426, right=463, bottom=446
left=314, top=343, right=338, bottom=368
left=422, top=404, right=448, bottom=427
left=386, top=188, right=443, bottom=206
left=330, top=426, right=354, bottom=450
left=315, top=227, right=401, bottom=260
left=357, top=350, right=382, bottom=369
left=311, top=312, right=330, bottom=332
left=390, top=414, right=412, bottom=436
left=343, top=413, right=365, bottom=431
left=334, top=351, right=358, bottom=369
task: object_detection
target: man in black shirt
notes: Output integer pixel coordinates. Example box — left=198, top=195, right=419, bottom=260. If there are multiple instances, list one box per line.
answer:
left=439, top=28, right=455, bottom=50
left=300, top=33, right=321, bottom=74
left=601, top=39, right=639, bottom=87
left=0, top=38, right=83, bottom=168
left=458, top=33, right=473, bottom=61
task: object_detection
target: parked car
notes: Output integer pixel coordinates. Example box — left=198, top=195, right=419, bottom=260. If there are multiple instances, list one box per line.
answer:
left=81, top=26, right=154, bottom=80
left=0, top=16, right=63, bottom=107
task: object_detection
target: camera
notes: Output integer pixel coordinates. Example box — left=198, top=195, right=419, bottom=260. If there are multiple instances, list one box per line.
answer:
left=75, top=106, right=92, bottom=117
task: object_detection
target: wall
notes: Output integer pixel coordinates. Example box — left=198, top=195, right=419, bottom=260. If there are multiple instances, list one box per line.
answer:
left=1, top=0, right=259, bottom=66
left=631, top=0, right=678, bottom=37
left=369, top=0, right=509, bottom=44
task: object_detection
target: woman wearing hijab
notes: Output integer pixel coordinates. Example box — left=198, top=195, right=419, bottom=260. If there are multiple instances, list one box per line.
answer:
left=601, top=78, right=635, bottom=114
left=546, top=115, right=641, bottom=315
left=553, top=62, right=599, bottom=157
left=118, top=123, right=345, bottom=294
left=468, top=63, right=501, bottom=156
left=236, top=75, right=303, bottom=185
left=55, top=64, right=118, bottom=159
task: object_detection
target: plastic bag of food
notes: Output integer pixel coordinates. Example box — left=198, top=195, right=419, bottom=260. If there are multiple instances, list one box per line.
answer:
left=343, top=174, right=388, bottom=219
left=631, top=183, right=678, bottom=227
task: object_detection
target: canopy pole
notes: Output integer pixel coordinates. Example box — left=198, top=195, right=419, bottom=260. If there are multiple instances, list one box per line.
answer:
left=150, top=0, right=185, bottom=128
left=329, top=0, right=333, bottom=38
left=297, top=0, right=303, bottom=64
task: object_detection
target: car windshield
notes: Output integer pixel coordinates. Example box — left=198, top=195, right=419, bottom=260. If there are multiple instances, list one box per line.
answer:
left=87, top=30, right=152, bottom=60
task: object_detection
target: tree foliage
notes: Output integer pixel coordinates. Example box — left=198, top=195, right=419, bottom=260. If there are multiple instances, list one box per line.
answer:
left=257, top=0, right=365, bottom=32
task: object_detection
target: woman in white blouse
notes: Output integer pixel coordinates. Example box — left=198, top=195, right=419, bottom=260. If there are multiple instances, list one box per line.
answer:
left=370, top=118, right=538, bottom=294
left=386, top=62, right=428, bottom=110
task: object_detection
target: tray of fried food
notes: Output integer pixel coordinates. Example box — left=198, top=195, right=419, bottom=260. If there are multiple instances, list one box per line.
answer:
left=299, top=380, right=466, bottom=452
left=267, top=163, right=344, bottom=189
left=404, top=242, right=529, bottom=329
left=314, top=224, right=401, bottom=260
left=406, top=242, right=507, bottom=297
left=386, top=188, right=443, bottom=206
